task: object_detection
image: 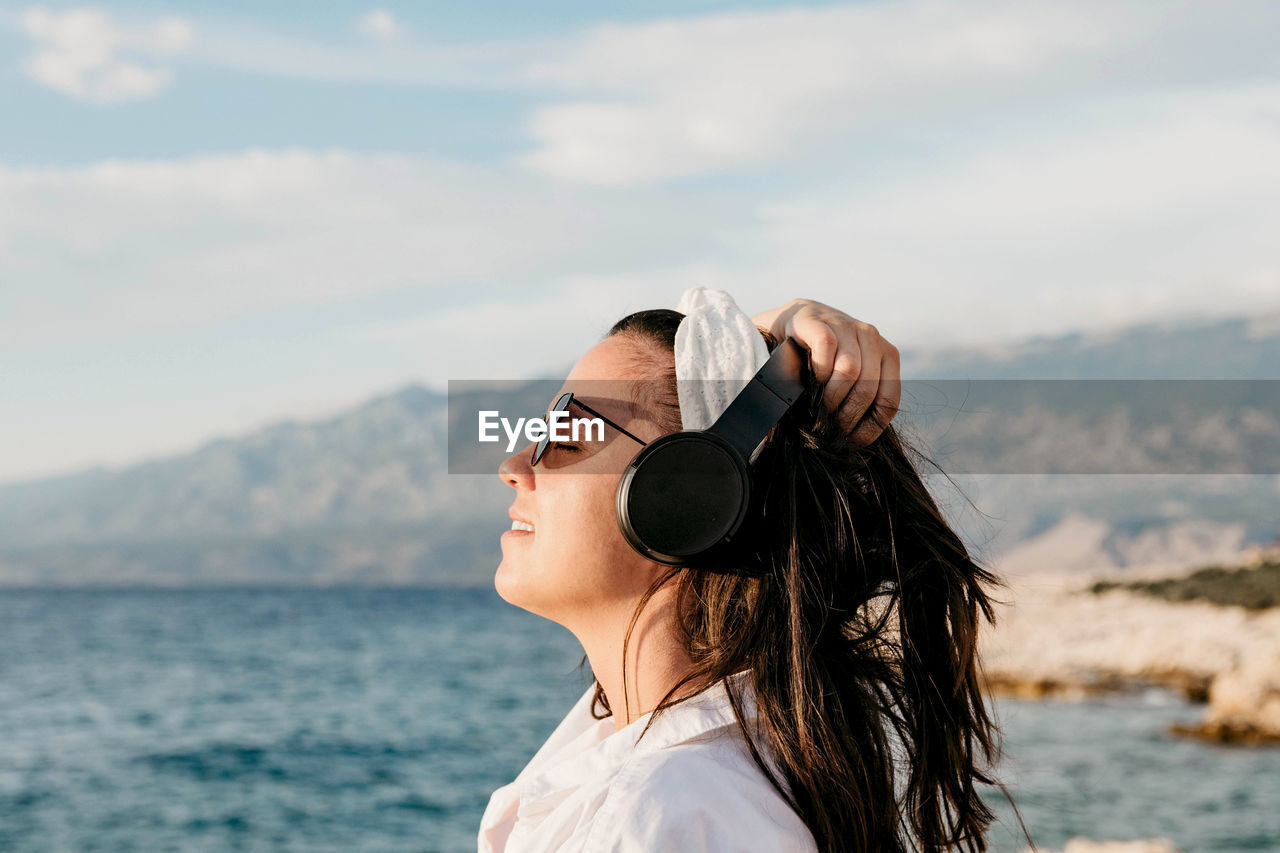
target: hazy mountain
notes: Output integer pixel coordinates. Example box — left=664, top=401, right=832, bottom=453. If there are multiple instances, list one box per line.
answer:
left=0, top=386, right=515, bottom=586
left=2, top=308, right=1278, bottom=586
left=899, top=309, right=1280, bottom=380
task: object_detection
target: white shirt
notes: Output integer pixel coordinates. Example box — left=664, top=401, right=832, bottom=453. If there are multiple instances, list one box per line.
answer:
left=477, top=671, right=817, bottom=852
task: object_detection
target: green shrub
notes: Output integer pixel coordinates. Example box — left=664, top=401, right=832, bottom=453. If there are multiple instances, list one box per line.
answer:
left=1090, top=561, right=1280, bottom=610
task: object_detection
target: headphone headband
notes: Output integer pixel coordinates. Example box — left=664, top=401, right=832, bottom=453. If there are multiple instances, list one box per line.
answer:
left=616, top=336, right=808, bottom=568
left=706, top=337, right=806, bottom=460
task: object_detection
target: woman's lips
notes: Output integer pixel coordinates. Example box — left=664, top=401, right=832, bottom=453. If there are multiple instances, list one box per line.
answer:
left=503, top=519, right=535, bottom=540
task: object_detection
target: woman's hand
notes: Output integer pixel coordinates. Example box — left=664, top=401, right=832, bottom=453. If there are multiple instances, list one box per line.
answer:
left=752, top=298, right=901, bottom=449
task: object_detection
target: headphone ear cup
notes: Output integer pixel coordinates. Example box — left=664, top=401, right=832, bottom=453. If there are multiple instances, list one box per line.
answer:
left=617, top=433, right=750, bottom=564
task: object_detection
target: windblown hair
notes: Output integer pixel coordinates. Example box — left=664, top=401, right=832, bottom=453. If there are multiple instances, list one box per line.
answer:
left=588, top=308, right=1011, bottom=852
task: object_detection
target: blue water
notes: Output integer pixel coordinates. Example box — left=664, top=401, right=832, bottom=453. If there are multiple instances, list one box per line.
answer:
left=0, top=588, right=1276, bottom=852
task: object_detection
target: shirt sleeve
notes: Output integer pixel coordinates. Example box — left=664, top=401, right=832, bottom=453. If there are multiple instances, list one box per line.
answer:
left=582, top=746, right=818, bottom=853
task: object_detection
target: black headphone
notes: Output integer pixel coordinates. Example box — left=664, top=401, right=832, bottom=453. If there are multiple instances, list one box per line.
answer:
left=615, top=336, right=808, bottom=569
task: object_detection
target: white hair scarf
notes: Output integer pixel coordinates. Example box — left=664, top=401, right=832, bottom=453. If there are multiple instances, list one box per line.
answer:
left=674, top=288, right=770, bottom=436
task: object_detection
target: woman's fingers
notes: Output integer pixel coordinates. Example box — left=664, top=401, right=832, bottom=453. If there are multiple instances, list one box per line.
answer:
left=788, top=312, right=842, bottom=388
left=787, top=312, right=876, bottom=426
left=755, top=297, right=902, bottom=445
left=819, top=332, right=862, bottom=417
left=778, top=304, right=900, bottom=445
left=836, top=330, right=880, bottom=433
left=848, top=344, right=901, bottom=449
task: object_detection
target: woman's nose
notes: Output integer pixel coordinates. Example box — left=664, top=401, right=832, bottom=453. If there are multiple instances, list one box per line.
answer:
left=499, top=443, right=536, bottom=489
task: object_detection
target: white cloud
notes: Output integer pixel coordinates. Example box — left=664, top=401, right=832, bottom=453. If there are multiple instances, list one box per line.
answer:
left=517, top=0, right=1280, bottom=185
left=527, top=85, right=1280, bottom=350
left=6, top=1, right=1280, bottom=481
left=0, top=147, right=734, bottom=482
left=357, top=8, right=404, bottom=41
left=132, top=0, right=1278, bottom=189
left=2, top=109, right=1278, bottom=480
left=749, top=86, right=1280, bottom=346
left=345, top=272, right=707, bottom=382
left=0, top=148, right=737, bottom=353
left=19, top=6, right=193, bottom=104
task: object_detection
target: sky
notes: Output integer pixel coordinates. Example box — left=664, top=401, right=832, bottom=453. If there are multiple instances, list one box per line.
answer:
left=2, top=0, right=1279, bottom=484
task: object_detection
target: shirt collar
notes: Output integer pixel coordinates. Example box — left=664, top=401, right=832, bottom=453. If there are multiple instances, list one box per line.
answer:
left=515, top=670, right=760, bottom=818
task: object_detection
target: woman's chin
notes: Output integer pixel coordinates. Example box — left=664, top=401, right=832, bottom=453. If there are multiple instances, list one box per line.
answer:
left=494, top=560, right=536, bottom=609
left=495, top=565, right=569, bottom=627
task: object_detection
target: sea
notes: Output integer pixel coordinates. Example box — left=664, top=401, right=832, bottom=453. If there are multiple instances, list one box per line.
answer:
left=1, top=587, right=1277, bottom=852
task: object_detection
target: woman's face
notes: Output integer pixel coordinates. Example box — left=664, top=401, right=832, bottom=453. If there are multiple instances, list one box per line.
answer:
left=496, top=334, right=672, bottom=631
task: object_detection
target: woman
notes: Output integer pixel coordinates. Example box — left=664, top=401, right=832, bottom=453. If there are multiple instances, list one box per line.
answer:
left=480, top=293, right=1003, bottom=852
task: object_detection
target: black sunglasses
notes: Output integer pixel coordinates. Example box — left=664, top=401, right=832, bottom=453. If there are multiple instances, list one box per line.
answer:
left=531, top=392, right=648, bottom=467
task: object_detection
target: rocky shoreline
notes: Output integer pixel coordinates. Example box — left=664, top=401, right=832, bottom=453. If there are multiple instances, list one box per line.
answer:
left=980, top=551, right=1280, bottom=745
left=1029, top=840, right=1182, bottom=853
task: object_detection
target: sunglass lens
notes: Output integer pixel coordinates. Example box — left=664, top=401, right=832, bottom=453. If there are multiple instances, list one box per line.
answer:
left=532, top=393, right=573, bottom=466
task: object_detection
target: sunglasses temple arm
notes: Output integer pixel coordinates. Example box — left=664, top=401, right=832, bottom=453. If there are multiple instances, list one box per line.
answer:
left=575, top=401, right=648, bottom=448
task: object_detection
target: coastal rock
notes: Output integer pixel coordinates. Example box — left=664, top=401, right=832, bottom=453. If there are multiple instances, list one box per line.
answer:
left=981, top=580, right=1264, bottom=698
left=980, top=571, right=1280, bottom=741
left=1174, top=652, right=1280, bottom=743
left=1028, top=839, right=1182, bottom=853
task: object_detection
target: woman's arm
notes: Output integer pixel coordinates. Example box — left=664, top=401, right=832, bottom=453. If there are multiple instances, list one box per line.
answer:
left=752, top=298, right=901, bottom=449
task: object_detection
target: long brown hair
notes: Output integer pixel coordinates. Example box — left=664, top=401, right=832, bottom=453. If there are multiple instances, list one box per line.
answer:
left=586, top=308, right=1011, bottom=852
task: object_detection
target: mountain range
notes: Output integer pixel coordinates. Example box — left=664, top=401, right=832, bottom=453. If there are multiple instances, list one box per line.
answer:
left=2, top=307, right=1278, bottom=586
